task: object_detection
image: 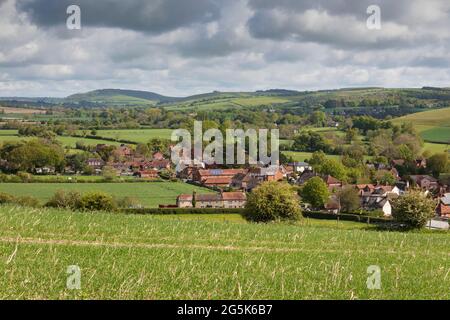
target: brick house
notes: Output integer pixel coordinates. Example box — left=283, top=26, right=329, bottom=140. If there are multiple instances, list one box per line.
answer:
left=150, top=159, right=171, bottom=170
left=231, top=172, right=261, bottom=191
left=437, top=193, right=450, bottom=218
left=176, top=191, right=247, bottom=208
left=86, top=158, right=105, bottom=169
left=152, top=152, right=165, bottom=161
left=409, top=175, right=439, bottom=191
left=117, top=144, right=133, bottom=158
left=134, top=169, right=159, bottom=179
left=193, top=168, right=248, bottom=187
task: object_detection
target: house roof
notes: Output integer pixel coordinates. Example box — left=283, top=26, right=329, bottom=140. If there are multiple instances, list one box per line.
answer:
left=202, top=176, right=233, bottom=185
left=195, top=194, right=221, bottom=201
left=410, top=175, right=438, bottom=183
left=198, top=169, right=247, bottom=177
left=356, top=184, right=375, bottom=190
left=178, top=194, right=193, bottom=201
left=221, top=192, right=247, bottom=201
left=150, top=159, right=171, bottom=167
left=323, top=175, right=341, bottom=185
left=392, top=159, right=405, bottom=166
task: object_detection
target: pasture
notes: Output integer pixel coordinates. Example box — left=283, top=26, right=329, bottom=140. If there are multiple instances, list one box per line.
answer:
left=0, top=182, right=213, bottom=208
left=94, top=129, right=173, bottom=143
left=282, top=151, right=341, bottom=162
left=0, top=130, right=122, bottom=147
left=0, top=205, right=448, bottom=299
left=393, top=107, right=450, bottom=143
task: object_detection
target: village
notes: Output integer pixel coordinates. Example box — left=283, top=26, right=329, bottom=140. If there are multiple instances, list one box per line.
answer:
left=32, top=141, right=448, bottom=220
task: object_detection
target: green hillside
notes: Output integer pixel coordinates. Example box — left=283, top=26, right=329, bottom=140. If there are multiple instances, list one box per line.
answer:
left=65, top=89, right=181, bottom=106
left=393, top=107, right=450, bottom=143
left=0, top=205, right=448, bottom=299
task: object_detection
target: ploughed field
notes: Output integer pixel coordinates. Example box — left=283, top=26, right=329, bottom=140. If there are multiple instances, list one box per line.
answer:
left=0, top=182, right=212, bottom=208
left=0, top=206, right=448, bottom=299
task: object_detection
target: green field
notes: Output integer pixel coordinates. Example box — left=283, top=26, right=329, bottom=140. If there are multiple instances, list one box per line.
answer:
left=423, top=142, right=449, bottom=154
left=94, top=129, right=173, bottom=143
left=0, top=182, right=212, bottom=208
left=393, top=107, right=450, bottom=143
left=0, top=130, right=122, bottom=147
left=282, top=151, right=341, bottom=162
left=0, top=205, right=448, bottom=299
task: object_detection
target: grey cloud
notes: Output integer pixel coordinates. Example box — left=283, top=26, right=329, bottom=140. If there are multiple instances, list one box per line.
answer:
left=16, top=0, right=221, bottom=34
left=247, top=0, right=450, bottom=49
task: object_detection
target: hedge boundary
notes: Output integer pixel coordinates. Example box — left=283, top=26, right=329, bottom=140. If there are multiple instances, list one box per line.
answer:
left=123, top=208, right=245, bottom=215
left=124, top=207, right=392, bottom=224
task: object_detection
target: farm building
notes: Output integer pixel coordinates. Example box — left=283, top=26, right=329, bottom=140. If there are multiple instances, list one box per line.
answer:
left=176, top=191, right=247, bottom=209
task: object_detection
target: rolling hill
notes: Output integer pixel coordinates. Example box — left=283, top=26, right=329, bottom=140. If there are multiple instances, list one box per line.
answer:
left=64, top=89, right=182, bottom=106
left=393, top=107, right=450, bottom=144
left=2, top=87, right=450, bottom=112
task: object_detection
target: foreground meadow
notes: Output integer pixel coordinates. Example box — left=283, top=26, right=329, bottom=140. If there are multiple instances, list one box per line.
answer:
left=0, top=206, right=448, bottom=300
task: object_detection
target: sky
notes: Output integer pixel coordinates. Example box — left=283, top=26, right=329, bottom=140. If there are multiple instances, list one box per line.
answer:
left=0, top=0, right=450, bottom=97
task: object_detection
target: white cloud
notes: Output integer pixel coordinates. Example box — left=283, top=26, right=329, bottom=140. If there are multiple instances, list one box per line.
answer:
left=0, top=0, right=449, bottom=97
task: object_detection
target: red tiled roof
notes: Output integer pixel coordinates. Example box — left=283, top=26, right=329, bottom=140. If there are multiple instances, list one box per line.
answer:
left=221, top=192, right=246, bottom=201
left=178, top=194, right=193, bottom=201
left=202, top=176, right=233, bottom=185
left=198, top=169, right=247, bottom=177
left=324, top=175, right=341, bottom=185
left=195, top=194, right=221, bottom=201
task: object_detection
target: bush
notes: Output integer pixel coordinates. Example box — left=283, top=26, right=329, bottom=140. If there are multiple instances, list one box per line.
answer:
left=244, top=181, right=301, bottom=222
left=16, top=196, right=40, bottom=208
left=45, top=190, right=81, bottom=209
left=77, top=191, right=117, bottom=212
left=0, top=192, right=15, bottom=204
left=117, top=196, right=142, bottom=209
left=392, top=190, right=436, bottom=229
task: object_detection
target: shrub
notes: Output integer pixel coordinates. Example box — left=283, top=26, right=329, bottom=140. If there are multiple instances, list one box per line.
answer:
left=45, top=190, right=81, bottom=209
left=0, top=192, right=15, bottom=204
left=117, top=196, right=142, bottom=209
left=16, top=196, right=40, bottom=208
left=77, top=191, right=117, bottom=212
left=244, top=181, right=301, bottom=222
left=392, top=190, right=436, bottom=229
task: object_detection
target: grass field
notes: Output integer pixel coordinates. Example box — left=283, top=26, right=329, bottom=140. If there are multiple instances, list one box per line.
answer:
left=94, top=129, right=173, bottom=143
left=393, top=107, right=450, bottom=143
left=282, top=151, right=341, bottom=162
left=0, top=182, right=212, bottom=207
left=0, top=205, right=448, bottom=299
left=423, top=142, right=449, bottom=154
left=0, top=131, right=123, bottom=148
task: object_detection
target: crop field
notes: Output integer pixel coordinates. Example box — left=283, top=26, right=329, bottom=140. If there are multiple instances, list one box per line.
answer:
left=0, top=182, right=213, bottom=208
left=94, top=129, right=173, bottom=143
left=0, top=106, right=46, bottom=114
left=0, top=205, right=448, bottom=299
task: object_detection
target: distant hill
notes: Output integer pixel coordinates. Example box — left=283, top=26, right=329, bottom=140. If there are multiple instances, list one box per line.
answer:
left=64, top=89, right=181, bottom=106
left=2, top=87, right=450, bottom=110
